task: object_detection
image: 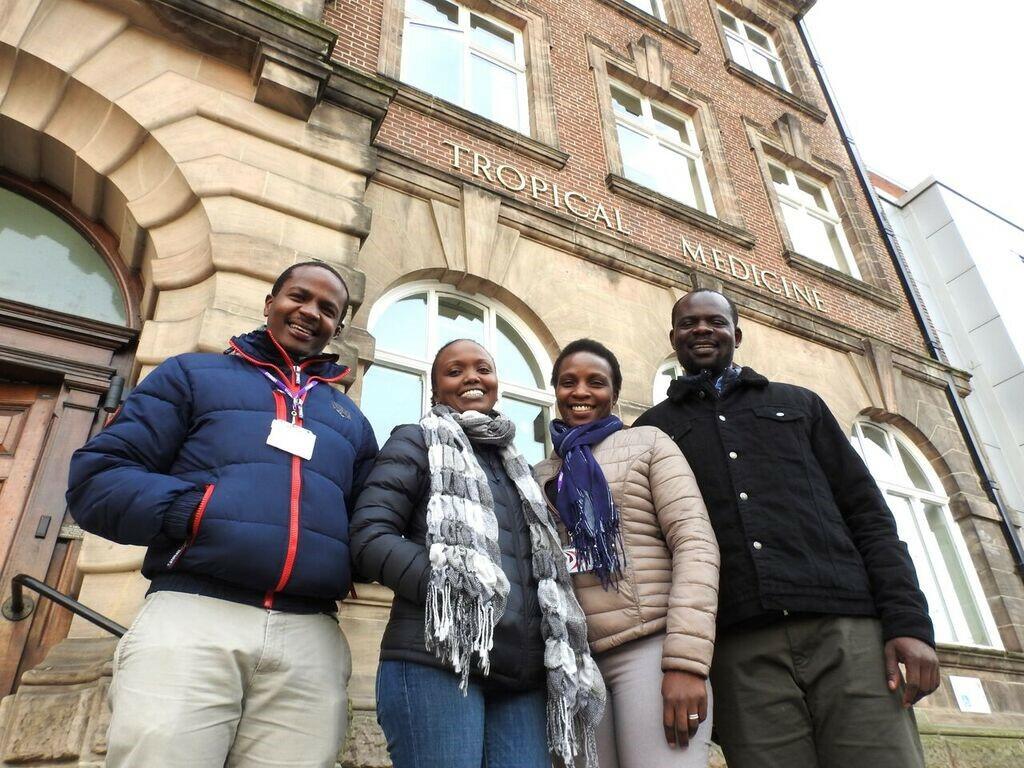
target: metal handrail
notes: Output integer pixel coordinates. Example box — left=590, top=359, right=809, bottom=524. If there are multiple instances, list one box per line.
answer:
left=2, top=574, right=126, bottom=638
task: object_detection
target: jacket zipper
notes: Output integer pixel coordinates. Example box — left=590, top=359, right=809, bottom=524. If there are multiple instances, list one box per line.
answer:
left=227, top=332, right=350, bottom=609
left=167, top=483, right=216, bottom=568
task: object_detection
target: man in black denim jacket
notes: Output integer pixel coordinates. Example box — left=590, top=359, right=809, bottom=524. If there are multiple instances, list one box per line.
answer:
left=635, top=289, right=939, bottom=768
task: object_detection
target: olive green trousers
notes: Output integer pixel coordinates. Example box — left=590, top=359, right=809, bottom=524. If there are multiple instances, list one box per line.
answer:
left=711, top=615, right=926, bottom=768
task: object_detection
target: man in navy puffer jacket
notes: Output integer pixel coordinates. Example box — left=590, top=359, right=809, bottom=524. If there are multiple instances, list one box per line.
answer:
left=67, top=262, right=378, bottom=768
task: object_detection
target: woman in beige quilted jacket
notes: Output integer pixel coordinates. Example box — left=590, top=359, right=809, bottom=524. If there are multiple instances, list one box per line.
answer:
left=534, top=338, right=719, bottom=768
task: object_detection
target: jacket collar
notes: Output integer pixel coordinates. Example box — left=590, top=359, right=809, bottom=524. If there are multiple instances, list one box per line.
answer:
left=226, top=328, right=347, bottom=384
left=666, top=365, right=769, bottom=403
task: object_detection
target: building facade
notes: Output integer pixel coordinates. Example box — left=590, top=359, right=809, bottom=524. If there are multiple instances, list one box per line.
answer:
left=0, top=0, right=1022, bottom=765
left=875, top=173, right=1024, bottom=531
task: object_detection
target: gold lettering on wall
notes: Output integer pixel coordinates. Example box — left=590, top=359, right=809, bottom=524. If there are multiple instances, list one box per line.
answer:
left=442, top=141, right=828, bottom=313
left=443, top=140, right=629, bottom=234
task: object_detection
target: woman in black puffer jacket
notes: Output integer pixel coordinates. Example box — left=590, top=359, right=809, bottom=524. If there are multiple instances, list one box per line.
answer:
left=350, top=339, right=603, bottom=768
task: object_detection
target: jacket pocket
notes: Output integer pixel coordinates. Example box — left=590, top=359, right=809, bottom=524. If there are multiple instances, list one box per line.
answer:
left=752, top=405, right=805, bottom=423
left=167, top=483, right=215, bottom=569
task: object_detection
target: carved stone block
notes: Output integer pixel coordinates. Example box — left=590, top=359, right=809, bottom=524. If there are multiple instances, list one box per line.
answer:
left=1, top=688, right=93, bottom=763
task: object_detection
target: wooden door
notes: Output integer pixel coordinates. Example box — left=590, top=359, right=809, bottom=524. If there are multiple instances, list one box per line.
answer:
left=0, top=381, right=60, bottom=694
left=0, top=383, right=58, bottom=567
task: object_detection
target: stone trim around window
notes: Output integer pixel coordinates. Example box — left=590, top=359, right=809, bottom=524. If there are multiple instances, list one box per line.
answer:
left=746, top=118, right=896, bottom=296
left=784, top=249, right=901, bottom=309
left=607, top=173, right=756, bottom=249
left=387, top=79, right=570, bottom=169
left=595, top=0, right=701, bottom=54
left=708, top=0, right=828, bottom=120
left=589, top=35, right=752, bottom=247
left=378, top=0, right=562, bottom=156
left=725, top=60, right=827, bottom=123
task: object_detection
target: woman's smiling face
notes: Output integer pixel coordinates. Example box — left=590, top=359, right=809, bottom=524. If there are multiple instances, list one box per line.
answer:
left=432, top=340, right=499, bottom=414
left=554, top=351, right=616, bottom=427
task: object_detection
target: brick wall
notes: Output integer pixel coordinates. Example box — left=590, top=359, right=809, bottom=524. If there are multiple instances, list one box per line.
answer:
left=323, top=0, right=928, bottom=355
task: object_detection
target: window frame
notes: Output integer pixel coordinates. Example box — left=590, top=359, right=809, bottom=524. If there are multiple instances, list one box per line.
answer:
left=623, top=0, right=667, bottom=21
left=850, top=420, right=1003, bottom=649
left=610, top=81, right=717, bottom=217
left=400, top=0, right=531, bottom=135
left=717, top=5, right=789, bottom=91
left=768, top=160, right=860, bottom=279
left=364, top=281, right=555, bottom=455
left=652, top=359, right=684, bottom=404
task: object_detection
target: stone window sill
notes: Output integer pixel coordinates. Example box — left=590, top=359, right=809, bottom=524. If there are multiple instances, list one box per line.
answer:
left=725, top=61, right=828, bottom=124
left=595, top=0, right=700, bottom=54
left=388, top=80, right=569, bottom=170
left=607, top=173, right=755, bottom=249
left=784, top=249, right=901, bottom=309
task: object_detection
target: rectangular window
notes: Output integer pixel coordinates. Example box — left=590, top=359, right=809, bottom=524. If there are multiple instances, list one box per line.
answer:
left=622, top=0, right=666, bottom=20
left=611, top=84, right=715, bottom=215
left=769, top=161, right=859, bottom=278
left=718, top=6, right=789, bottom=91
left=401, top=0, right=530, bottom=134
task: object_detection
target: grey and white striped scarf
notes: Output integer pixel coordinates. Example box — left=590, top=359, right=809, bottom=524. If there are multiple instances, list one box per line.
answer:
left=421, top=404, right=605, bottom=767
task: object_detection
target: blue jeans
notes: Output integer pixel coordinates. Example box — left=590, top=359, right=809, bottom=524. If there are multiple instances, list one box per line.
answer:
left=376, top=660, right=551, bottom=768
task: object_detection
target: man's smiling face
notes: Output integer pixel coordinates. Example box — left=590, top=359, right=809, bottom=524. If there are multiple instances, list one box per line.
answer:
left=263, top=265, right=348, bottom=361
left=670, top=291, right=741, bottom=376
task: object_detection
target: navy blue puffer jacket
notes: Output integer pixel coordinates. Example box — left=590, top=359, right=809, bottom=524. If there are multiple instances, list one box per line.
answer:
left=67, top=329, right=379, bottom=613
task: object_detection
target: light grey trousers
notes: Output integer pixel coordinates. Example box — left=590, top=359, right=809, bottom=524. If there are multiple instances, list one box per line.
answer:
left=106, top=591, right=351, bottom=768
left=587, top=632, right=712, bottom=768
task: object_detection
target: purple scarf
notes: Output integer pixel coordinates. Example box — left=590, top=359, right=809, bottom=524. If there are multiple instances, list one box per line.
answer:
left=550, top=416, right=624, bottom=589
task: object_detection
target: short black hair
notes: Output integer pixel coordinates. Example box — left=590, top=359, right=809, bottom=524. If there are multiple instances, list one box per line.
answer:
left=550, top=338, right=623, bottom=397
left=271, top=261, right=349, bottom=299
left=429, top=338, right=495, bottom=391
left=672, top=289, right=739, bottom=326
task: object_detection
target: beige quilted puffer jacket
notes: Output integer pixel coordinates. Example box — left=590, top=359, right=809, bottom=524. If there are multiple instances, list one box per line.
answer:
left=534, top=426, right=719, bottom=677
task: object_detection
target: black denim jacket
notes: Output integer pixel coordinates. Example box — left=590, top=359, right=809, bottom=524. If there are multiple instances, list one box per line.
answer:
left=635, top=366, right=934, bottom=646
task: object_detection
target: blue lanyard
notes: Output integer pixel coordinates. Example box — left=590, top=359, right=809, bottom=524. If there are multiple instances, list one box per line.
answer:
left=261, top=371, right=319, bottom=423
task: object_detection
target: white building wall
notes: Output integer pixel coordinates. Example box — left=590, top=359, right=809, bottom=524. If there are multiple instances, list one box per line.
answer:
left=880, top=181, right=1024, bottom=515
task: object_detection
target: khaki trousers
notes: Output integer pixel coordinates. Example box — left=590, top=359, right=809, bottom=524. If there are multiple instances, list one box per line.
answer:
left=711, top=615, right=925, bottom=768
left=590, top=633, right=712, bottom=768
left=107, top=591, right=351, bottom=768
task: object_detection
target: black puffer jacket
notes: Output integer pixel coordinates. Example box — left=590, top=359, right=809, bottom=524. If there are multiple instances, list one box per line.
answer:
left=635, top=366, right=934, bottom=646
left=350, top=425, right=546, bottom=690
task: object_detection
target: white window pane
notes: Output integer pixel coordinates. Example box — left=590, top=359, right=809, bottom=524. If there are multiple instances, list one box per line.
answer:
left=611, top=87, right=643, bottom=119
left=924, top=504, right=991, bottom=645
left=688, top=156, right=709, bottom=212
left=887, top=494, right=956, bottom=643
left=470, top=14, right=516, bottom=61
left=749, top=49, right=778, bottom=84
left=651, top=105, right=689, bottom=145
left=618, top=123, right=660, bottom=189
left=407, top=0, right=459, bottom=26
left=806, top=218, right=843, bottom=270
left=898, top=443, right=933, bottom=492
left=501, top=397, right=548, bottom=464
left=654, top=366, right=676, bottom=403
left=625, top=0, right=662, bottom=19
left=402, top=23, right=462, bottom=104
left=768, top=58, right=787, bottom=89
left=469, top=54, right=520, bottom=129
left=361, top=366, right=424, bottom=445
left=726, top=35, right=750, bottom=67
left=373, top=293, right=428, bottom=359
left=769, top=164, right=788, bottom=187
left=496, top=316, right=543, bottom=388
left=719, top=9, right=739, bottom=31
left=743, top=23, right=772, bottom=51
left=796, top=178, right=828, bottom=211
left=437, top=296, right=485, bottom=347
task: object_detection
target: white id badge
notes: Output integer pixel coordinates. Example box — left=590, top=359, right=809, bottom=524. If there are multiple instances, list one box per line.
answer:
left=562, top=546, right=591, bottom=575
left=267, top=419, right=316, bottom=460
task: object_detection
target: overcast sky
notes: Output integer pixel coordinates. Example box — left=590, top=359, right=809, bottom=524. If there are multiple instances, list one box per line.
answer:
left=805, top=1, right=1024, bottom=225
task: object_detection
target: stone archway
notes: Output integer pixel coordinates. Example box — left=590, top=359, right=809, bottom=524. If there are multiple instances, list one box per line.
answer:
left=0, top=1, right=392, bottom=762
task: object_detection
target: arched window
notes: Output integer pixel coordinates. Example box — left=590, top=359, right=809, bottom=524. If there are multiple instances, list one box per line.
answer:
left=361, top=283, right=553, bottom=462
left=653, top=359, right=684, bottom=404
left=851, top=421, right=1001, bottom=647
left=0, top=187, right=127, bottom=325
